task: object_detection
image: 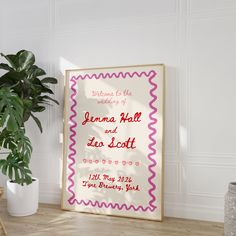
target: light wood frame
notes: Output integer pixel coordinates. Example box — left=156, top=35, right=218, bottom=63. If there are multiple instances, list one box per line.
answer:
left=61, top=64, right=165, bottom=221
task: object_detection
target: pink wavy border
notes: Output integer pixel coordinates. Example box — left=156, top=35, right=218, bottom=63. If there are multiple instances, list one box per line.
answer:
left=67, top=70, right=158, bottom=212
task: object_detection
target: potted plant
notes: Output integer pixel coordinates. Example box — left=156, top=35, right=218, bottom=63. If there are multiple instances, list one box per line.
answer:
left=0, top=50, right=58, bottom=216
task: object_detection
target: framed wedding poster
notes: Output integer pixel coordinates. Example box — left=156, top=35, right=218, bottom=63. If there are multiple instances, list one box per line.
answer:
left=62, top=64, right=165, bottom=221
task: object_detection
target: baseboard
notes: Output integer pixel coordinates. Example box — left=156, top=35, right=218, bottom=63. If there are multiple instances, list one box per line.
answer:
left=39, top=183, right=61, bottom=204
left=164, top=202, right=224, bottom=222
left=38, top=189, right=224, bottom=223
left=39, top=190, right=61, bottom=204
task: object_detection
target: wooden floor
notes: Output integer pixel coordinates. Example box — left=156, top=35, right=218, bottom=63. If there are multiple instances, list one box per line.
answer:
left=0, top=200, right=223, bottom=236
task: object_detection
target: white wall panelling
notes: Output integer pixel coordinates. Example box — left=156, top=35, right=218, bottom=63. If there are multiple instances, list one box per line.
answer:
left=187, top=15, right=236, bottom=158
left=0, top=0, right=236, bottom=222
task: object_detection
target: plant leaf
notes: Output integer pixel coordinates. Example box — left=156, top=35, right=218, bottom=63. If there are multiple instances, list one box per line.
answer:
left=27, top=65, right=46, bottom=78
left=17, top=50, right=35, bottom=71
left=40, top=95, right=59, bottom=105
left=32, top=106, right=45, bottom=112
left=30, top=113, right=43, bottom=133
left=41, top=77, right=57, bottom=84
left=0, top=139, right=33, bottom=185
left=0, top=88, right=23, bottom=131
left=0, top=53, right=18, bottom=70
left=0, top=63, right=13, bottom=71
left=41, top=86, right=54, bottom=94
left=0, top=128, right=32, bottom=163
left=0, top=71, right=26, bottom=88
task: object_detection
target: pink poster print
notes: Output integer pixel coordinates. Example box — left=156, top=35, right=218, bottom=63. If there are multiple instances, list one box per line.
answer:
left=62, top=65, right=164, bottom=221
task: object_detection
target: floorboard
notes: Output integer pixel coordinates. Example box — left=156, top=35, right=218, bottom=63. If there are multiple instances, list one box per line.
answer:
left=0, top=201, right=224, bottom=236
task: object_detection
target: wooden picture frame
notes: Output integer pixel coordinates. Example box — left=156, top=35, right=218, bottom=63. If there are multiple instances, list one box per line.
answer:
left=62, top=64, right=165, bottom=221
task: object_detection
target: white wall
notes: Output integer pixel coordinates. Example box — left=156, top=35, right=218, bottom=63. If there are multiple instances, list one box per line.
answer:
left=0, top=0, right=236, bottom=222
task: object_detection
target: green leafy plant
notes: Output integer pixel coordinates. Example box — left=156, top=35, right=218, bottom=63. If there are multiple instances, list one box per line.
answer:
left=0, top=87, right=23, bottom=131
left=0, top=50, right=58, bottom=185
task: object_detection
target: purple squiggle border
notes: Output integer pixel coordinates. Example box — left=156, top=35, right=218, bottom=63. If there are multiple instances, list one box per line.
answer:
left=67, top=70, right=158, bottom=212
